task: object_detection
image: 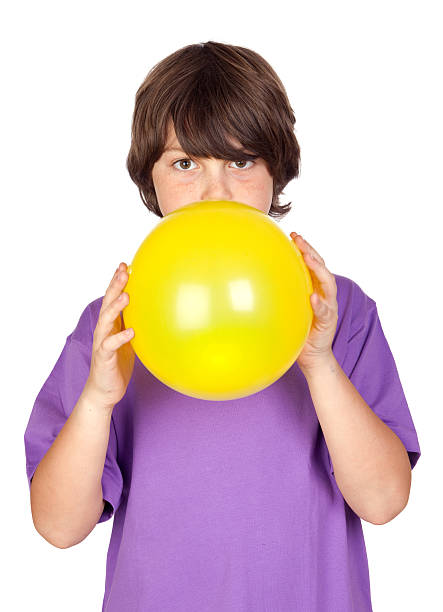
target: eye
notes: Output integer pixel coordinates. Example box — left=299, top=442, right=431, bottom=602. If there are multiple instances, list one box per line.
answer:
left=230, top=160, right=255, bottom=170
left=172, top=159, right=197, bottom=171
left=172, top=158, right=256, bottom=172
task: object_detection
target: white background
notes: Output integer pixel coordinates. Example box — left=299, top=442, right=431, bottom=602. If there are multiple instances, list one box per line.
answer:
left=2, top=0, right=441, bottom=610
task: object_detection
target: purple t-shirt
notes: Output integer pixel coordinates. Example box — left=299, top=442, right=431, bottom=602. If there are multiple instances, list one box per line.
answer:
left=24, top=273, right=421, bottom=611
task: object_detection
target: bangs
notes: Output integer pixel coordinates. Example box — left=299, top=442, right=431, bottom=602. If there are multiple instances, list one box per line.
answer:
left=167, top=67, right=270, bottom=163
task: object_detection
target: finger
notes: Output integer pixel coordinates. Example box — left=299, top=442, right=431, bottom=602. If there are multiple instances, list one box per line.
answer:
left=101, top=263, right=129, bottom=312
left=303, top=252, right=337, bottom=302
left=100, top=327, right=134, bottom=357
left=310, top=292, right=332, bottom=318
left=95, top=291, right=130, bottom=346
left=290, top=233, right=336, bottom=294
left=291, top=234, right=325, bottom=266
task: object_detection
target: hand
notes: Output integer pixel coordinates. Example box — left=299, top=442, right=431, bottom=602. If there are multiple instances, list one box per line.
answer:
left=83, top=262, right=136, bottom=411
left=290, top=233, right=338, bottom=373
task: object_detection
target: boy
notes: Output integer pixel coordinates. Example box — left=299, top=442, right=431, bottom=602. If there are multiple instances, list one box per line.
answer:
left=25, top=41, right=421, bottom=611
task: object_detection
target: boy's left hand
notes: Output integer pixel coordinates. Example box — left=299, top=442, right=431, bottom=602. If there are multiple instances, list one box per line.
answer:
left=289, top=232, right=338, bottom=373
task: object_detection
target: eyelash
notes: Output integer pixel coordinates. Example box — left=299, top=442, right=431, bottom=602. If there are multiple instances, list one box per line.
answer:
left=172, top=158, right=256, bottom=172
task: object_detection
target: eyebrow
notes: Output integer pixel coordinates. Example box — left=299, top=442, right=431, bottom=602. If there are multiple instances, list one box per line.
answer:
left=163, top=146, right=258, bottom=158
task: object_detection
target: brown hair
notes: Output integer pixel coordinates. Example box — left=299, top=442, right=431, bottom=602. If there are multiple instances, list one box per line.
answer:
left=126, top=41, right=301, bottom=221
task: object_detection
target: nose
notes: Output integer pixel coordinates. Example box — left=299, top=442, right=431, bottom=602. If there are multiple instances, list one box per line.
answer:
left=199, top=164, right=233, bottom=202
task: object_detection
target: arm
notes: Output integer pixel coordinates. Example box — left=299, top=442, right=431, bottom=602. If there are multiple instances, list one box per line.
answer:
left=289, top=232, right=411, bottom=525
left=301, top=351, right=411, bottom=525
left=30, top=389, right=113, bottom=548
left=30, top=262, right=135, bottom=548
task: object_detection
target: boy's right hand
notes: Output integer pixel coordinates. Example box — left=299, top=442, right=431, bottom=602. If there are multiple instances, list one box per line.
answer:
left=84, top=263, right=135, bottom=411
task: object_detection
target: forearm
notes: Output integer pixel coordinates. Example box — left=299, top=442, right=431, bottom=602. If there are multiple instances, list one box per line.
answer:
left=30, top=389, right=113, bottom=548
left=300, top=351, right=411, bottom=525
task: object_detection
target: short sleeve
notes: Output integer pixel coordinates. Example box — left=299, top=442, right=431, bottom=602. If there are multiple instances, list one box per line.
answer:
left=24, top=299, right=124, bottom=524
left=328, top=280, right=421, bottom=476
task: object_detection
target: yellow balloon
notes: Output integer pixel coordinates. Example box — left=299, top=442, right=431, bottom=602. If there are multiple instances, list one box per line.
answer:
left=123, top=200, right=313, bottom=401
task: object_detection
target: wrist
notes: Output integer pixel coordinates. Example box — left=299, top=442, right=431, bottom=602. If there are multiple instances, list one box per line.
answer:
left=81, top=382, right=115, bottom=417
left=298, top=350, right=338, bottom=381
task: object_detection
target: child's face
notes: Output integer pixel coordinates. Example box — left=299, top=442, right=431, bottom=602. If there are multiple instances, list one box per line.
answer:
left=152, top=123, right=274, bottom=216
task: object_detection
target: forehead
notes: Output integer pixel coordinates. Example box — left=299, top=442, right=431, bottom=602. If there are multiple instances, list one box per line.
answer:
left=163, top=121, right=244, bottom=153
left=163, top=123, right=181, bottom=150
